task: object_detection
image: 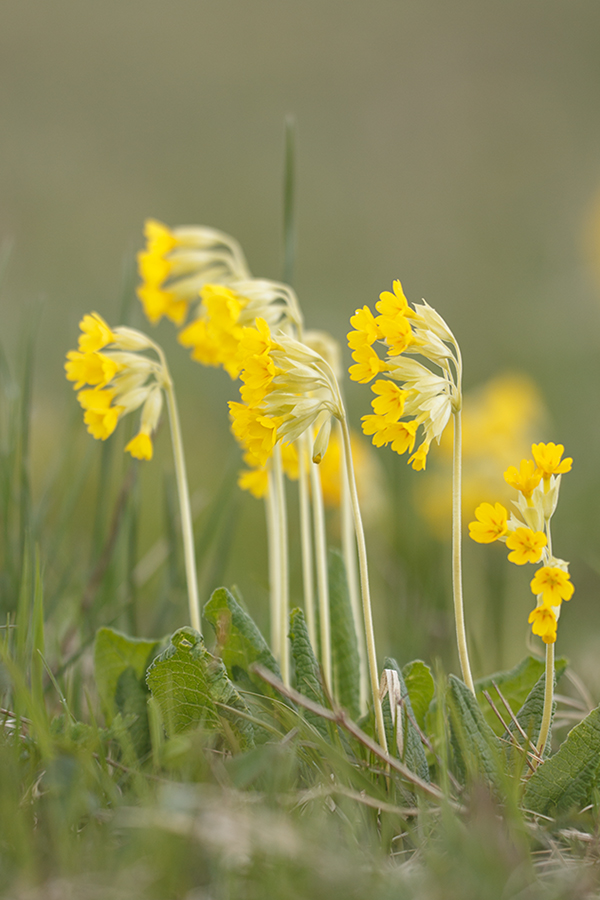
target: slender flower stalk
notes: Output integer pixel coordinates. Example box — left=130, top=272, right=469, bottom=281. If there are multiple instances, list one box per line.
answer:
left=272, top=445, right=290, bottom=686
left=452, top=408, right=474, bottom=692
left=65, top=313, right=201, bottom=632
left=265, top=468, right=282, bottom=663
left=537, top=642, right=554, bottom=760
left=298, top=433, right=317, bottom=650
left=310, top=450, right=332, bottom=691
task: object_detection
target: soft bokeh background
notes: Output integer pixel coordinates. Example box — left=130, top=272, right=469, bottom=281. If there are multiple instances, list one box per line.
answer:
left=2, top=0, right=600, bottom=687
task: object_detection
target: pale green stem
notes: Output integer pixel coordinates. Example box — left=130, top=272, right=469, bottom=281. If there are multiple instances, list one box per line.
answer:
left=298, top=434, right=317, bottom=650
left=535, top=641, right=554, bottom=761
left=340, top=415, right=387, bottom=753
left=163, top=380, right=201, bottom=634
left=338, top=422, right=368, bottom=714
left=452, top=408, right=474, bottom=693
left=265, top=469, right=281, bottom=663
left=310, top=454, right=332, bottom=692
left=272, top=445, right=290, bottom=686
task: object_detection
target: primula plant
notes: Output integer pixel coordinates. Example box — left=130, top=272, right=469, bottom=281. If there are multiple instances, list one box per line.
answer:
left=2, top=194, right=600, bottom=899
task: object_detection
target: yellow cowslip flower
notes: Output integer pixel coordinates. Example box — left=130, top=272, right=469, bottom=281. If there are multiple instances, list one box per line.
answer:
left=238, top=467, right=269, bottom=499
left=347, top=306, right=382, bottom=348
left=530, top=566, right=574, bottom=607
left=387, top=420, right=419, bottom=455
left=179, top=284, right=247, bottom=378
left=468, top=502, right=509, bottom=544
left=375, top=279, right=416, bottom=319
left=503, top=458, right=542, bottom=500
left=528, top=604, right=558, bottom=644
left=505, top=527, right=547, bottom=565
left=65, top=350, right=121, bottom=390
left=229, top=401, right=280, bottom=468
left=78, top=312, right=116, bottom=353
left=375, top=313, right=412, bottom=356
left=408, top=441, right=430, bottom=472
left=349, top=345, right=389, bottom=384
left=239, top=353, right=280, bottom=406
left=370, top=380, right=409, bottom=420
left=66, top=314, right=169, bottom=459
left=532, top=442, right=573, bottom=484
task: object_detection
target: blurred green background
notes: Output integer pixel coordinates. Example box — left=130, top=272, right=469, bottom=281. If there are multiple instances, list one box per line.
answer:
left=2, top=0, right=600, bottom=689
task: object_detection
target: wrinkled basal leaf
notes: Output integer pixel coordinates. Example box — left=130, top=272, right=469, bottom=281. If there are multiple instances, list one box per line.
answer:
left=204, top=587, right=280, bottom=693
left=289, top=607, right=329, bottom=740
left=523, top=706, right=600, bottom=815
left=448, top=674, right=502, bottom=785
left=402, top=660, right=434, bottom=731
left=146, top=626, right=254, bottom=750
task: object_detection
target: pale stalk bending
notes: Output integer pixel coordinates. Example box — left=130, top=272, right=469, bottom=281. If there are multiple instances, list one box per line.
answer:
left=452, top=409, right=474, bottom=693
left=340, top=416, right=388, bottom=753
left=310, top=455, right=332, bottom=693
left=535, top=641, right=554, bottom=763
left=272, top=445, right=290, bottom=686
left=162, top=375, right=202, bottom=634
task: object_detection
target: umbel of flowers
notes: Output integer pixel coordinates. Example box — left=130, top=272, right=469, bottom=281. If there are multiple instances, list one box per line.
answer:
left=348, top=280, right=475, bottom=693
left=65, top=312, right=201, bottom=635
left=469, top=442, right=573, bottom=760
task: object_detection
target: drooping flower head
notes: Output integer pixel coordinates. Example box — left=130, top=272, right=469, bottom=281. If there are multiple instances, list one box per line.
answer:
left=348, top=280, right=462, bottom=471
left=65, top=312, right=170, bottom=460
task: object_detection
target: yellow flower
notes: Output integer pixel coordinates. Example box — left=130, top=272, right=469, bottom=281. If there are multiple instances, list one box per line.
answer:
left=408, top=441, right=430, bottom=471
left=375, top=279, right=415, bottom=319
left=375, top=313, right=412, bottom=356
left=370, top=380, right=408, bottom=421
left=347, top=306, right=382, bottom=349
left=528, top=604, right=558, bottom=644
left=505, top=527, right=547, bottom=565
left=349, top=345, right=389, bottom=383
left=144, top=218, right=177, bottom=256
left=530, top=566, right=574, bottom=606
left=504, top=458, right=542, bottom=500
left=125, top=432, right=153, bottom=460
left=468, top=502, right=509, bottom=543
left=238, top=467, right=269, bottom=499
left=77, top=388, right=123, bottom=441
left=138, top=284, right=188, bottom=326
left=531, top=442, right=573, bottom=481
left=229, top=401, right=280, bottom=468
left=65, top=350, right=121, bottom=390
left=77, top=312, right=116, bottom=354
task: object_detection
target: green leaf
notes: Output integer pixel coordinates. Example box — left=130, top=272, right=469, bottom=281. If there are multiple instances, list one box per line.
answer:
left=448, top=674, right=502, bottom=785
left=328, top=549, right=360, bottom=719
left=475, top=656, right=545, bottom=736
left=146, top=626, right=254, bottom=750
left=203, top=587, right=281, bottom=694
left=502, top=658, right=567, bottom=762
left=402, top=660, right=434, bottom=731
left=289, top=608, right=329, bottom=740
left=523, top=706, right=600, bottom=815
left=94, top=627, right=161, bottom=756
left=383, top=658, right=430, bottom=783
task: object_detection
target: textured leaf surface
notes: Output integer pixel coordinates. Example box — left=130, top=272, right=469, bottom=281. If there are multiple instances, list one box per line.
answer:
left=523, top=706, right=600, bottom=815
left=383, top=658, right=430, bottom=783
left=204, top=587, right=280, bottom=693
left=289, top=608, right=329, bottom=740
left=448, top=674, right=502, bottom=785
left=328, top=549, right=360, bottom=719
left=475, top=656, right=545, bottom=736
left=146, top=626, right=254, bottom=749
left=94, top=627, right=161, bottom=755
left=502, top=659, right=567, bottom=761
left=402, top=660, right=434, bottom=730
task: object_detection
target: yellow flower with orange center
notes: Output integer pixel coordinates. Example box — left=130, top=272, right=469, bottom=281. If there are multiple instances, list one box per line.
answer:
left=528, top=605, right=558, bottom=644
left=468, top=502, right=509, bottom=544
left=530, top=566, right=574, bottom=607
left=503, top=458, right=542, bottom=500
left=505, top=527, right=547, bottom=565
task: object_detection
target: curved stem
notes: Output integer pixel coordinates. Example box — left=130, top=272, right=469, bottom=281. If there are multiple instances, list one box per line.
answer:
left=340, top=415, right=387, bottom=753
left=452, top=409, right=474, bottom=692
left=535, top=641, right=554, bottom=762
left=163, top=380, right=201, bottom=634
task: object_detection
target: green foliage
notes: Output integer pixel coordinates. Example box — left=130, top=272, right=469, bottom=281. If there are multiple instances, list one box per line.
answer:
left=447, top=674, right=502, bottom=786
left=475, top=656, right=545, bottom=735
left=402, top=659, right=435, bottom=730
left=383, top=658, right=430, bottom=783
left=203, top=586, right=281, bottom=694
left=523, top=705, right=600, bottom=815
left=328, top=549, right=361, bottom=719
left=94, top=626, right=161, bottom=756
left=146, top=626, right=254, bottom=750
left=502, top=659, right=567, bottom=761
left=289, top=607, right=330, bottom=740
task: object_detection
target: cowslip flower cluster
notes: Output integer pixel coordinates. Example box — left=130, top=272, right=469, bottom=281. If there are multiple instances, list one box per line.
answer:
left=65, top=312, right=169, bottom=460
left=229, top=318, right=344, bottom=470
left=348, top=279, right=462, bottom=470
left=469, top=442, right=574, bottom=643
